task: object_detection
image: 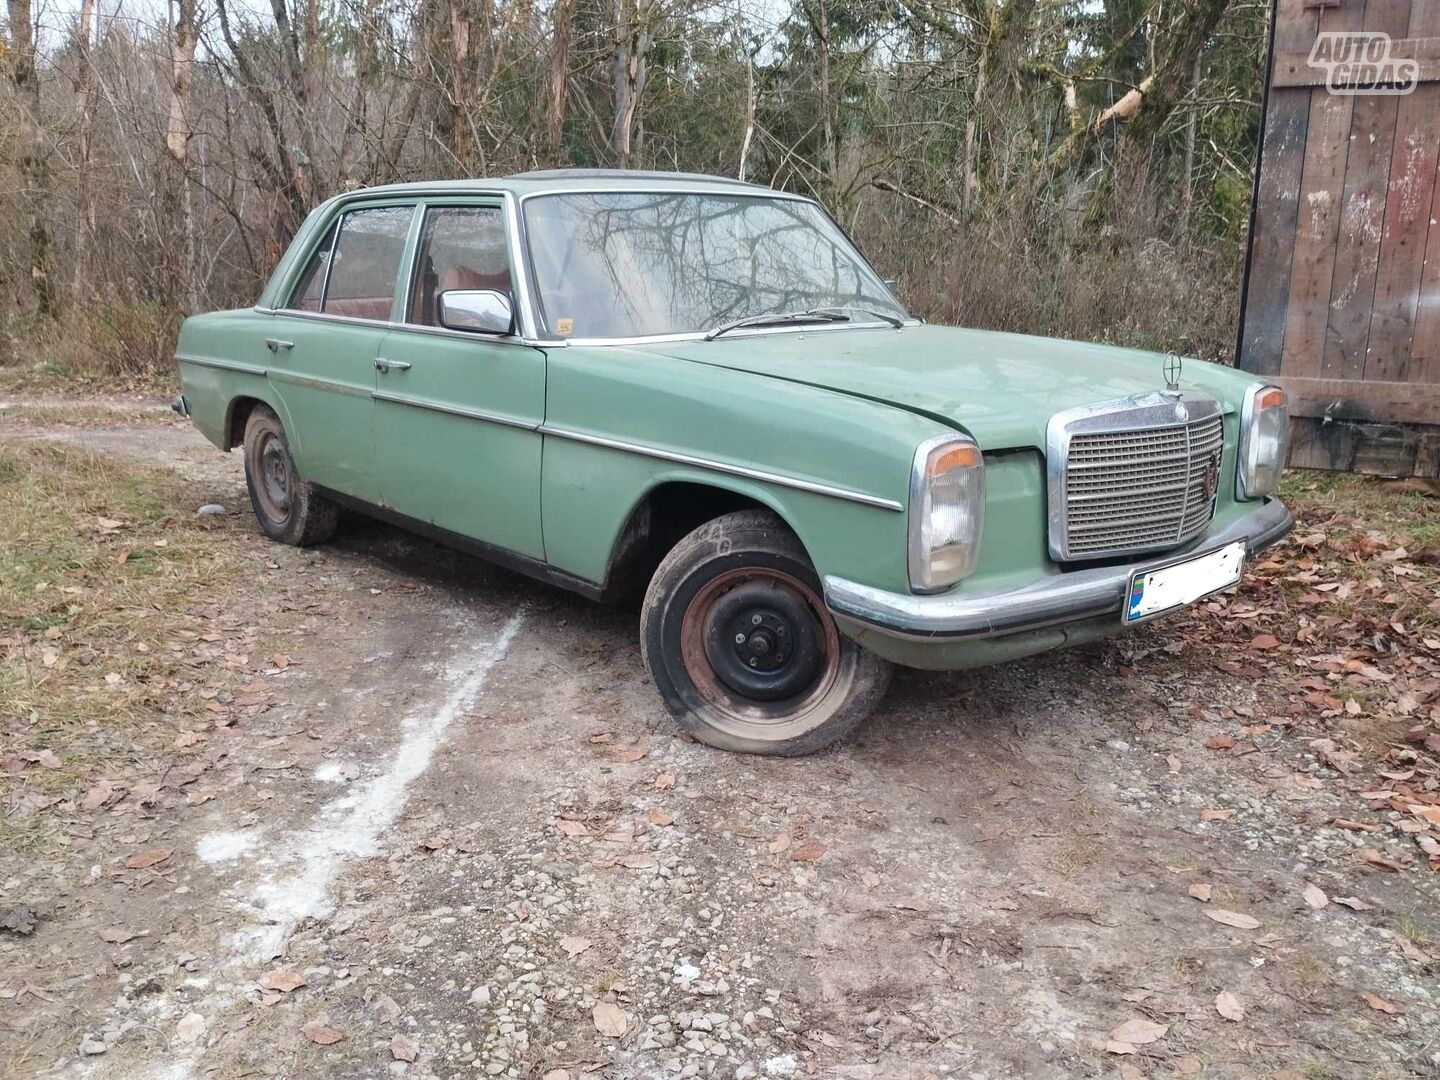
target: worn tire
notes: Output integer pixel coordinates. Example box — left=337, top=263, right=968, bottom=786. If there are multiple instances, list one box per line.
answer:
left=242, top=404, right=338, bottom=547
left=640, top=510, right=891, bottom=756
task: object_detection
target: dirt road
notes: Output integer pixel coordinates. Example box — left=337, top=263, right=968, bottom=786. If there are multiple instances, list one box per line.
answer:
left=2, top=406, right=1437, bottom=1080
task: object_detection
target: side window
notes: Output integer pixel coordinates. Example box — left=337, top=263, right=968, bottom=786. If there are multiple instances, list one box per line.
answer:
left=286, top=206, right=413, bottom=320
left=406, top=206, right=511, bottom=326
left=286, top=221, right=337, bottom=312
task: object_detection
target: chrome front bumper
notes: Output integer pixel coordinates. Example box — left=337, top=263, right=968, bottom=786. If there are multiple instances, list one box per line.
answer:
left=823, top=498, right=1294, bottom=641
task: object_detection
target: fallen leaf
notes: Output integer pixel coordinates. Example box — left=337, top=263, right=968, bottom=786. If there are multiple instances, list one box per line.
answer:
left=1362, top=992, right=1397, bottom=1014
left=259, top=969, right=307, bottom=993
left=559, top=935, right=593, bottom=958
left=791, top=842, right=827, bottom=862
left=173, top=730, right=203, bottom=749
left=1204, top=908, right=1261, bottom=930
left=1104, top=1040, right=1137, bottom=1055
left=768, top=832, right=792, bottom=855
left=1333, top=896, right=1376, bottom=911
left=1201, top=808, right=1235, bottom=821
left=1187, top=883, right=1213, bottom=902
left=1249, top=633, right=1281, bottom=650
left=654, top=771, right=676, bottom=790
left=175, top=1012, right=207, bottom=1043
left=98, top=517, right=124, bottom=530
left=1332, top=818, right=1381, bottom=832
left=270, top=654, right=290, bottom=669
left=610, top=747, right=649, bottom=763
left=542, top=1071, right=572, bottom=1080
left=1119, top=1066, right=1146, bottom=1080
left=1109, top=1018, right=1168, bottom=1045
left=1409, top=804, right=1440, bottom=827
left=390, top=1034, right=418, bottom=1062
left=0, top=904, right=43, bottom=936
left=1175, top=1057, right=1204, bottom=1075
left=1359, top=848, right=1404, bottom=873
left=303, top=1022, right=342, bottom=1045
left=99, top=927, right=139, bottom=944
left=861, top=870, right=882, bottom=888
left=616, top=853, right=657, bottom=869
left=1205, top=734, right=1237, bottom=750
left=82, top=783, right=123, bottom=811
left=1303, top=883, right=1329, bottom=910
left=125, top=848, right=173, bottom=870
left=1216, top=991, right=1244, bottom=1021
left=556, top=819, right=589, bottom=837
left=648, top=808, right=675, bottom=827
left=592, top=1001, right=628, bottom=1038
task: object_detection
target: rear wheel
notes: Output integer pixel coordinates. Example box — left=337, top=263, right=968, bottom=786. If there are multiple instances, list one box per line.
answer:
left=640, top=510, right=891, bottom=755
left=242, top=404, right=338, bottom=546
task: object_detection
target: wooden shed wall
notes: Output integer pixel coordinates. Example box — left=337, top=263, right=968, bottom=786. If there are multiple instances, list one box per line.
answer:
left=1237, top=0, right=1440, bottom=476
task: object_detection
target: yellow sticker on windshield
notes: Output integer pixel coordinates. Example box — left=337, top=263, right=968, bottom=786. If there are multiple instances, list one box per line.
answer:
left=556, top=317, right=574, bottom=336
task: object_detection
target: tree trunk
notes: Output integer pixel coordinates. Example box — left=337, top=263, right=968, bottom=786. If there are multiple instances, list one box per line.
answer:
left=73, top=0, right=96, bottom=294
left=6, top=0, right=55, bottom=317
left=611, top=0, right=651, bottom=167
left=449, top=0, right=475, bottom=171
left=165, top=0, right=199, bottom=309
left=1178, top=52, right=1202, bottom=239
left=738, top=53, right=755, bottom=181
left=545, top=0, right=574, bottom=163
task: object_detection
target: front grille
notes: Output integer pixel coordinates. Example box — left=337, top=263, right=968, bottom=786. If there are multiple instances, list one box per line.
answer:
left=1049, top=394, right=1225, bottom=561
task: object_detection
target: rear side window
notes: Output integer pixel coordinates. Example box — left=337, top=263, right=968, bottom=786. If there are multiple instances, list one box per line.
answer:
left=287, top=221, right=336, bottom=312
left=286, top=205, right=414, bottom=321
left=406, top=206, right=511, bottom=325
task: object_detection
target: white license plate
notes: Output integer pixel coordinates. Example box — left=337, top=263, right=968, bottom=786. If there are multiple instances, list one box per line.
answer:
left=1124, top=540, right=1246, bottom=623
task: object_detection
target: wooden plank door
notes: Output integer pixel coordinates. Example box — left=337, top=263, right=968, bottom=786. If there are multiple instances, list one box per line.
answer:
left=1237, top=0, right=1440, bottom=476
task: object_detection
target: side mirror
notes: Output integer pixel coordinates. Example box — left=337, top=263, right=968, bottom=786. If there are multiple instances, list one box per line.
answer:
left=438, top=289, right=514, bottom=336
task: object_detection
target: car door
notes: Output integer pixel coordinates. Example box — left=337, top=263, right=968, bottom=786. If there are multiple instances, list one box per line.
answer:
left=264, top=202, right=416, bottom=505
left=371, top=202, right=546, bottom=560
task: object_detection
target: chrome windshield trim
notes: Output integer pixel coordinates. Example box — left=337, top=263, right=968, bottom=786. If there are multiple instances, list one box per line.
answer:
left=825, top=498, right=1294, bottom=640
left=539, top=425, right=903, bottom=511
left=176, top=354, right=267, bottom=377
left=372, top=391, right=537, bottom=431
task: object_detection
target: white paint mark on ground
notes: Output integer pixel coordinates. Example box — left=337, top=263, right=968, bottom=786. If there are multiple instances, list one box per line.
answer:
left=232, top=611, right=525, bottom=962
left=195, top=831, right=258, bottom=863
left=312, top=760, right=359, bottom=783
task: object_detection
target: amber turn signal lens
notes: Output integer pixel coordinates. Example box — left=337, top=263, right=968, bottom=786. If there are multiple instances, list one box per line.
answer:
left=1255, top=386, right=1286, bottom=412
left=927, top=443, right=981, bottom=476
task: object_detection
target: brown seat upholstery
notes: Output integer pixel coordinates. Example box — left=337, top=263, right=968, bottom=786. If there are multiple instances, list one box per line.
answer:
left=322, top=296, right=394, bottom=321
left=438, top=266, right=512, bottom=296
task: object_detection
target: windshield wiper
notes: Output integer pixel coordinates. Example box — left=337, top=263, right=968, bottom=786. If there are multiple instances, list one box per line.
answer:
left=810, top=305, right=906, bottom=329
left=703, top=309, right=850, bottom=341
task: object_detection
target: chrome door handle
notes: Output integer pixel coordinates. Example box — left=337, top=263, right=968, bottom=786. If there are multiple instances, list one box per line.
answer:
left=374, top=357, right=411, bottom=373
left=264, top=338, right=294, bottom=352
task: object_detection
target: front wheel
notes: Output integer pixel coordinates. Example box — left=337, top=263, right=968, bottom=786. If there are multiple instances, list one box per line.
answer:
left=640, top=510, right=891, bottom=756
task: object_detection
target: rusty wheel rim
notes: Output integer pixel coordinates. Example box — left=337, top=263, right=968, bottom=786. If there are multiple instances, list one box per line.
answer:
left=250, top=429, right=292, bottom=525
left=679, top=566, right=841, bottom=725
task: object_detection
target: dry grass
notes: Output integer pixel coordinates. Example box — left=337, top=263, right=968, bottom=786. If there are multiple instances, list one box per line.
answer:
left=0, top=440, right=265, bottom=848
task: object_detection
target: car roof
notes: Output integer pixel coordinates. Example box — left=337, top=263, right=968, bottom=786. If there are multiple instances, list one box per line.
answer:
left=335, top=169, right=793, bottom=200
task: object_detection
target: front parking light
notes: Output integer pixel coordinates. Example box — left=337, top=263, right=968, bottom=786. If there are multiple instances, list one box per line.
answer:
left=909, top=435, right=984, bottom=593
left=1238, top=384, right=1289, bottom=499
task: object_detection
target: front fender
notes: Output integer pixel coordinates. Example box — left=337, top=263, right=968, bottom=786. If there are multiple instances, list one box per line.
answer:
left=541, top=346, right=949, bottom=593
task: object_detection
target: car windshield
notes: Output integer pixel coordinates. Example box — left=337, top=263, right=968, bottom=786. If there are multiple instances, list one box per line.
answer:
left=523, top=191, right=908, bottom=339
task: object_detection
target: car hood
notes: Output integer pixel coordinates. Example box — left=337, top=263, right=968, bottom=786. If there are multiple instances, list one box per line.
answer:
left=636, top=324, right=1255, bottom=449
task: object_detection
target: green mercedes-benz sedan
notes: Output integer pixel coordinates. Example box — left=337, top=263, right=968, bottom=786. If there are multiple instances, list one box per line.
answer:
left=173, top=169, right=1293, bottom=756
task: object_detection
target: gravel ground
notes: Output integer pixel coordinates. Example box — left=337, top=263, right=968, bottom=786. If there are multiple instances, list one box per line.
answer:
left=1, top=412, right=1436, bottom=1080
